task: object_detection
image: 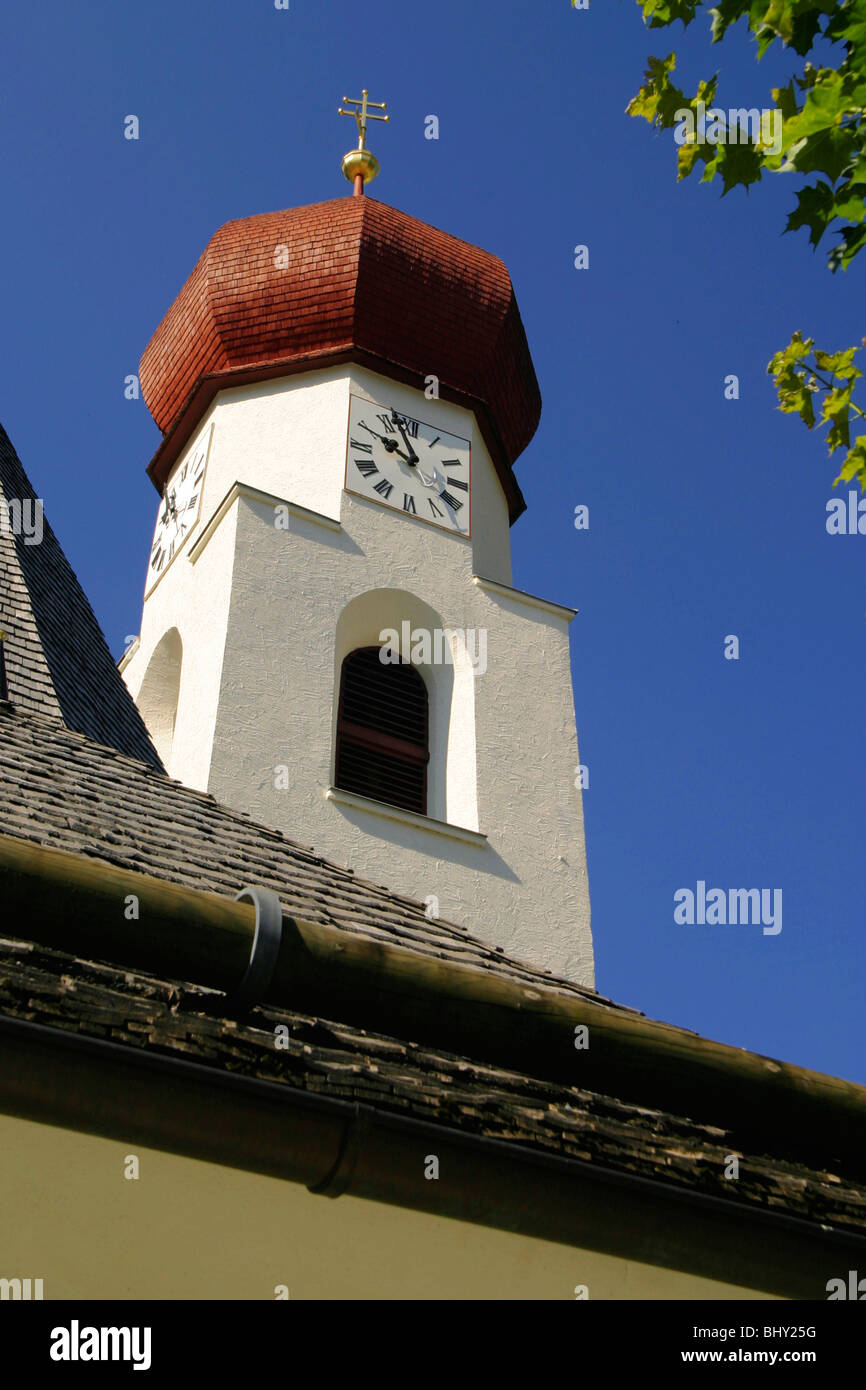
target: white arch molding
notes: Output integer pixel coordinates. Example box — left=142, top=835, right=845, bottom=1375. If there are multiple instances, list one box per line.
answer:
left=333, top=589, right=479, bottom=831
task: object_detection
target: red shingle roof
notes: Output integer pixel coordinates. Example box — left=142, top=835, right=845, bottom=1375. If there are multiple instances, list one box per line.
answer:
left=139, top=197, right=541, bottom=518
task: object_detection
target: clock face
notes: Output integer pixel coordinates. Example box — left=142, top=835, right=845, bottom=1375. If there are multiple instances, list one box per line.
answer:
left=145, top=423, right=213, bottom=595
left=345, top=395, right=471, bottom=536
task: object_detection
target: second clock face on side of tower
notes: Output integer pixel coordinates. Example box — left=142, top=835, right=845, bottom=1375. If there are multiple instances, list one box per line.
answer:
left=145, top=424, right=213, bottom=597
left=345, top=395, right=471, bottom=537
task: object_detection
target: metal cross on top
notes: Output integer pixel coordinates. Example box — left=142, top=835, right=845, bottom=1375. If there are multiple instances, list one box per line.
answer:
left=339, top=89, right=389, bottom=148
left=338, top=89, right=389, bottom=195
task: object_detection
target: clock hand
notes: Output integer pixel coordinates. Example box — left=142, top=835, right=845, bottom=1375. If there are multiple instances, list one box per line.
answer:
left=358, top=421, right=399, bottom=449
left=357, top=420, right=417, bottom=467
left=391, top=411, right=419, bottom=465
left=358, top=420, right=413, bottom=461
left=417, top=463, right=445, bottom=490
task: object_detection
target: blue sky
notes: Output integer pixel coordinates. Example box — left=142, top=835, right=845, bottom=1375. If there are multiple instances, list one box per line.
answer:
left=1, top=0, right=862, bottom=1082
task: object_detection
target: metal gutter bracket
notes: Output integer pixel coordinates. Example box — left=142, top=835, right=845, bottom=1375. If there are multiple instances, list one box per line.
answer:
left=308, top=1103, right=375, bottom=1198
left=231, top=886, right=284, bottom=1010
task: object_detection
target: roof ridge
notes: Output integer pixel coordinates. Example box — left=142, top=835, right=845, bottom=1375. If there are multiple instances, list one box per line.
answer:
left=0, top=422, right=163, bottom=769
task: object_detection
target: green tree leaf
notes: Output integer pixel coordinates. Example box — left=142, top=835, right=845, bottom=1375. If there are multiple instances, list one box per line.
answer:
left=835, top=434, right=866, bottom=486
left=821, top=383, right=854, bottom=450
left=627, top=2, right=866, bottom=489
left=638, top=0, right=700, bottom=27
left=785, top=179, right=836, bottom=244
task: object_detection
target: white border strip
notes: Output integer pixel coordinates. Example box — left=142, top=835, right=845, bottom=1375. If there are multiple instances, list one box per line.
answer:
left=189, top=483, right=341, bottom=562
left=472, top=574, right=577, bottom=621
left=325, top=786, right=487, bottom=847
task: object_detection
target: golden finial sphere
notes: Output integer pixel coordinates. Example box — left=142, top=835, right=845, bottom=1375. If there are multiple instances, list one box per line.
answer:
left=341, top=147, right=380, bottom=186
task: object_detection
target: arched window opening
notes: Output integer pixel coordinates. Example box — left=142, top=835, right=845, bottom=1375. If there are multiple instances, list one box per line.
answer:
left=136, top=627, right=182, bottom=770
left=335, top=646, right=429, bottom=815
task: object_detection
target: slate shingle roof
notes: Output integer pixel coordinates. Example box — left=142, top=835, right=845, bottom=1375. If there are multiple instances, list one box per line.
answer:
left=0, top=701, right=620, bottom=998
left=2, top=932, right=865, bottom=1243
left=2, top=706, right=866, bottom=1266
left=0, top=425, right=162, bottom=769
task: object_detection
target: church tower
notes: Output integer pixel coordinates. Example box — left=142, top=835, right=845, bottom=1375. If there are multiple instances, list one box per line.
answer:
left=121, top=94, right=593, bottom=984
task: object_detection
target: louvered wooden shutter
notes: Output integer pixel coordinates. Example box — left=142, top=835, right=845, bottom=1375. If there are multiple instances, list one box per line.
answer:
left=335, top=647, right=429, bottom=814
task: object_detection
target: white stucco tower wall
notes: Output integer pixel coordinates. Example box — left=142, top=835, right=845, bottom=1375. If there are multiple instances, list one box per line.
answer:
left=123, top=363, right=593, bottom=985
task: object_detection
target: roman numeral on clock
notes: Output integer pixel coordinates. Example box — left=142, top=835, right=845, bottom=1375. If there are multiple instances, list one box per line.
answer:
left=387, top=410, right=419, bottom=437
left=441, top=459, right=461, bottom=466
left=350, top=438, right=373, bottom=453
left=446, top=477, right=468, bottom=491
left=377, top=413, right=397, bottom=434
left=373, top=478, right=394, bottom=499
left=403, top=493, right=417, bottom=514
left=440, top=490, right=463, bottom=511
left=428, top=499, right=444, bottom=518
left=354, top=458, right=378, bottom=477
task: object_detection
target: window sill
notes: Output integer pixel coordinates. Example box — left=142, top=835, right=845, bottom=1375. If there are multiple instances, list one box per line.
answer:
left=325, top=786, right=487, bottom=848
